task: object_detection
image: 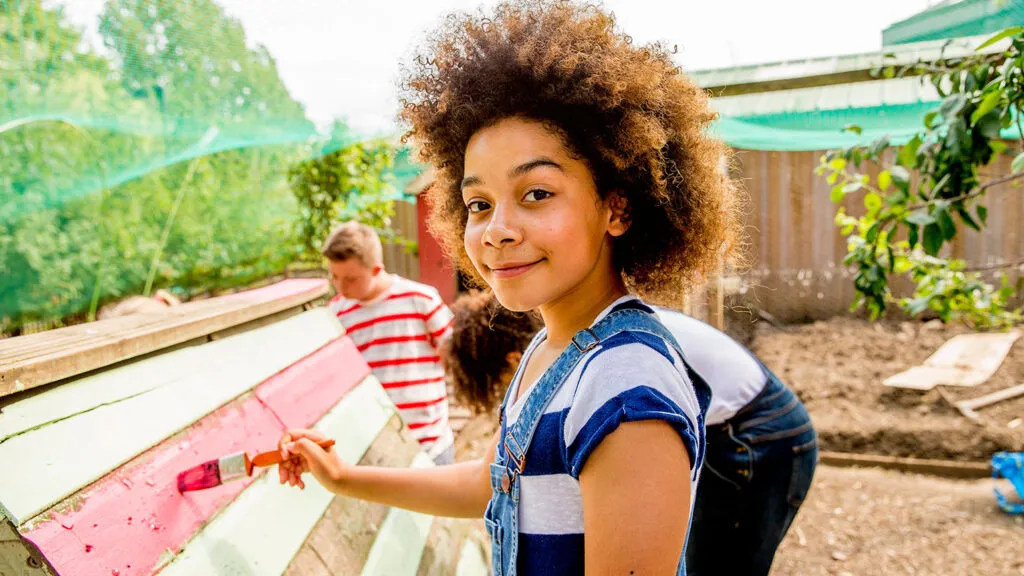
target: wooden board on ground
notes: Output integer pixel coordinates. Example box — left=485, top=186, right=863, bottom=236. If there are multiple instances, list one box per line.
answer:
left=819, top=451, right=991, bottom=479
left=0, top=279, right=329, bottom=398
left=884, top=330, right=1021, bottom=390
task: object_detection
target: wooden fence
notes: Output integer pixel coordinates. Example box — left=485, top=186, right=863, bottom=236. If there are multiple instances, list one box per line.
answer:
left=731, top=147, right=1024, bottom=322
left=381, top=199, right=420, bottom=281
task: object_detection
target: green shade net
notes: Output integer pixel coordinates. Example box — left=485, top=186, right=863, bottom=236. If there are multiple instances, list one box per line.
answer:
left=882, top=0, right=1024, bottom=47
left=712, top=101, right=1021, bottom=151
left=1, top=0, right=419, bottom=330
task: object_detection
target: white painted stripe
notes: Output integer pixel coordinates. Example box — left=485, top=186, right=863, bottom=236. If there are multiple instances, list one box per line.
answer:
left=158, top=376, right=396, bottom=576
left=359, top=451, right=436, bottom=576
left=0, top=308, right=341, bottom=443
left=456, top=538, right=490, bottom=576
left=518, top=474, right=583, bottom=535
left=0, top=309, right=342, bottom=526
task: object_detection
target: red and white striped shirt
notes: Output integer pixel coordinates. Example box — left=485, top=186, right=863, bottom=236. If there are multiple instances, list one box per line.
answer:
left=329, top=275, right=454, bottom=458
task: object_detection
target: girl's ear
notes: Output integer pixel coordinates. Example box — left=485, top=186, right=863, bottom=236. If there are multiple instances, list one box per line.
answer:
left=606, top=190, right=632, bottom=237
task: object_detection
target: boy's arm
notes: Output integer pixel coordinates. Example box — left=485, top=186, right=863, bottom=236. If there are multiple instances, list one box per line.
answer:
left=279, top=428, right=496, bottom=519
left=423, top=292, right=454, bottom=350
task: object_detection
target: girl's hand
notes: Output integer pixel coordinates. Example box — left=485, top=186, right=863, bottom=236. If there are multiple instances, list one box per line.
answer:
left=277, top=429, right=349, bottom=491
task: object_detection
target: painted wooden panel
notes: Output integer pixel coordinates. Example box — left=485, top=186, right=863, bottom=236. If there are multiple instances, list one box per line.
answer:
left=156, top=377, right=396, bottom=576
left=0, top=309, right=342, bottom=526
left=17, top=337, right=368, bottom=576
left=359, top=452, right=436, bottom=576
left=0, top=307, right=341, bottom=444
left=0, top=279, right=329, bottom=397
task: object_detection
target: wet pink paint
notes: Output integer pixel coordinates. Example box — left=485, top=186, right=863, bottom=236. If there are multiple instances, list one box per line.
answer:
left=22, top=336, right=368, bottom=576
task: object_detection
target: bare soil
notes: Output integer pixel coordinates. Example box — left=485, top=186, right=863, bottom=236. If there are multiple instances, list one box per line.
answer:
left=749, top=317, right=1024, bottom=460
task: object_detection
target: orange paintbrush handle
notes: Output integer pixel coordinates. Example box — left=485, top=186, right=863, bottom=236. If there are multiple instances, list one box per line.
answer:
left=250, top=439, right=336, bottom=468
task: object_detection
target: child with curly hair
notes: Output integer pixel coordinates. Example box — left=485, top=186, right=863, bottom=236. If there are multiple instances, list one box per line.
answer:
left=277, top=2, right=740, bottom=573
left=442, top=290, right=817, bottom=576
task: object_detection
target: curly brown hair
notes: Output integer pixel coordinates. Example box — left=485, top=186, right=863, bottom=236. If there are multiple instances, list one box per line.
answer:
left=400, top=0, right=742, bottom=304
left=443, top=290, right=542, bottom=413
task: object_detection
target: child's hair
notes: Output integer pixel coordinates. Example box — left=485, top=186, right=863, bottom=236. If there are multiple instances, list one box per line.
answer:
left=444, top=290, right=542, bottom=413
left=400, top=0, right=743, bottom=305
left=321, top=221, right=384, bottom=267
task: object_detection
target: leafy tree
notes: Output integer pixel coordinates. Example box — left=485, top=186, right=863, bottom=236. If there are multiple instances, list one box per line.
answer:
left=819, top=28, right=1024, bottom=328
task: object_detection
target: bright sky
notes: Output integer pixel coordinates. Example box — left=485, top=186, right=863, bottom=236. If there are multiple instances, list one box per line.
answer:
left=58, top=0, right=935, bottom=134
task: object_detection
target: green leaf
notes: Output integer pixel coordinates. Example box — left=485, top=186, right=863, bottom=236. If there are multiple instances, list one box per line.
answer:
left=1012, top=152, right=1024, bottom=174
left=957, top=206, right=981, bottom=232
left=905, top=210, right=935, bottom=226
left=906, top=296, right=932, bottom=316
left=940, top=93, right=967, bottom=119
left=924, top=111, right=940, bottom=129
left=828, top=158, right=847, bottom=171
left=975, top=27, right=1023, bottom=51
left=908, top=224, right=919, bottom=249
left=843, top=181, right=864, bottom=194
left=878, top=170, right=892, bottom=192
left=923, top=223, right=944, bottom=256
left=898, top=135, right=922, bottom=169
left=864, top=192, right=882, bottom=214
left=827, top=172, right=838, bottom=185
left=936, top=206, right=957, bottom=240
left=971, top=89, right=1003, bottom=123
left=883, top=66, right=896, bottom=79
left=976, top=112, right=1003, bottom=139
left=843, top=124, right=863, bottom=135
left=991, top=140, right=1008, bottom=155
left=977, top=204, right=988, bottom=225
left=890, top=165, right=911, bottom=185
left=866, top=222, right=881, bottom=244
left=830, top=184, right=846, bottom=203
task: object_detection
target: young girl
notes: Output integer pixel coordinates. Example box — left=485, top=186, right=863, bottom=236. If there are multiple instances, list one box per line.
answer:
left=277, top=2, right=739, bottom=574
left=442, top=290, right=817, bottom=576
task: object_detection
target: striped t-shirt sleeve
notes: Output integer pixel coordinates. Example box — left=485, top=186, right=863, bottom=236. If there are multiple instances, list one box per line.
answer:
left=422, top=292, right=453, bottom=349
left=562, top=331, right=703, bottom=480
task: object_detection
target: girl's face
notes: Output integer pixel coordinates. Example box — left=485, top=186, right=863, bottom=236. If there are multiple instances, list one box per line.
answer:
left=461, top=117, right=628, bottom=312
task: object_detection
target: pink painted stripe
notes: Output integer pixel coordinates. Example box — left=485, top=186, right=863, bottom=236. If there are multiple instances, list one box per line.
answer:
left=22, top=336, right=369, bottom=576
left=221, top=278, right=328, bottom=304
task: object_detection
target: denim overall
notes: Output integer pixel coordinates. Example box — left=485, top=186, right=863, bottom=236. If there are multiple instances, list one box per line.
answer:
left=483, top=302, right=712, bottom=576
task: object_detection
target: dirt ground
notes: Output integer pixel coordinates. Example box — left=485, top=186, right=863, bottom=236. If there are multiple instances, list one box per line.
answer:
left=771, top=466, right=1024, bottom=576
left=450, top=315, right=1024, bottom=574
left=748, top=317, right=1024, bottom=460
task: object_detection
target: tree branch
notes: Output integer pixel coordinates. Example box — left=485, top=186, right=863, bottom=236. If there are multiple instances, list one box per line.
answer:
left=965, top=257, right=1024, bottom=272
left=907, top=171, right=1024, bottom=211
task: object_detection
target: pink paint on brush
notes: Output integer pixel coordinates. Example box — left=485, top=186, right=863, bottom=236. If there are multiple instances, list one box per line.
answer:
left=21, top=336, right=368, bottom=576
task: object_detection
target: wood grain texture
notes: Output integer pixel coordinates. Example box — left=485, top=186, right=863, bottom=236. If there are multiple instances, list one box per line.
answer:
left=359, top=452, right=436, bottom=576
left=156, top=377, right=396, bottom=576
left=0, top=309, right=343, bottom=526
left=18, top=337, right=368, bottom=576
left=0, top=279, right=328, bottom=397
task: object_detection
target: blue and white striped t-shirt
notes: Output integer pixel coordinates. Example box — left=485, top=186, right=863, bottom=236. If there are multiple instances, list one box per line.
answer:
left=501, top=297, right=705, bottom=575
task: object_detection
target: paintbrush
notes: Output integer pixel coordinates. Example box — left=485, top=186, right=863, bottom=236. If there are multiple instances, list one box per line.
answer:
left=177, top=439, right=336, bottom=493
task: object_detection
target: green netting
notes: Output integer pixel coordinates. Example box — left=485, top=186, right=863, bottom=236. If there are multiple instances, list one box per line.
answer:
left=713, top=101, right=1021, bottom=151
left=882, top=0, right=1024, bottom=47
left=1, top=0, right=421, bottom=331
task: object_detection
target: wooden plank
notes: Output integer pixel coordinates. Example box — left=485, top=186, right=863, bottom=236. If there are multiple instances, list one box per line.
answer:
left=157, top=377, right=397, bottom=576
left=455, top=538, right=489, bottom=576
left=359, top=453, right=436, bottom=576
left=885, top=331, right=1021, bottom=390
left=415, top=515, right=472, bottom=576
left=0, top=520, right=54, bottom=576
left=0, top=308, right=342, bottom=443
left=294, top=416, right=422, bottom=575
left=0, top=309, right=342, bottom=526
left=0, top=279, right=329, bottom=397
left=282, top=545, right=332, bottom=576
left=17, top=337, right=368, bottom=576
left=819, top=451, right=990, bottom=479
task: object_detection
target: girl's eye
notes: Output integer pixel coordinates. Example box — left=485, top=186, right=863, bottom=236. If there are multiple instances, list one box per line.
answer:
left=523, top=189, right=553, bottom=202
left=466, top=199, right=491, bottom=214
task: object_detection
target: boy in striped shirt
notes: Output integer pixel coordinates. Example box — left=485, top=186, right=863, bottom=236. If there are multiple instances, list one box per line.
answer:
left=323, top=222, right=455, bottom=464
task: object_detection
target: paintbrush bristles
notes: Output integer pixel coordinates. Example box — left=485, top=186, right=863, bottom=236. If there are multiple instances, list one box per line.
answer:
left=177, top=452, right=251, bottom=493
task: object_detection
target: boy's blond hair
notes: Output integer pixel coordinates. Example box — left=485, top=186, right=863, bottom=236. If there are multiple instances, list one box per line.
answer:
left=321, top=221, right=383, bottom=267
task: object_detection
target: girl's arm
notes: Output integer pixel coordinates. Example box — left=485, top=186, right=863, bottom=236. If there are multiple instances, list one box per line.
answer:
left=579, top=420, right=692, bottom=575
left=279, top=428, right=496, bottom=519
